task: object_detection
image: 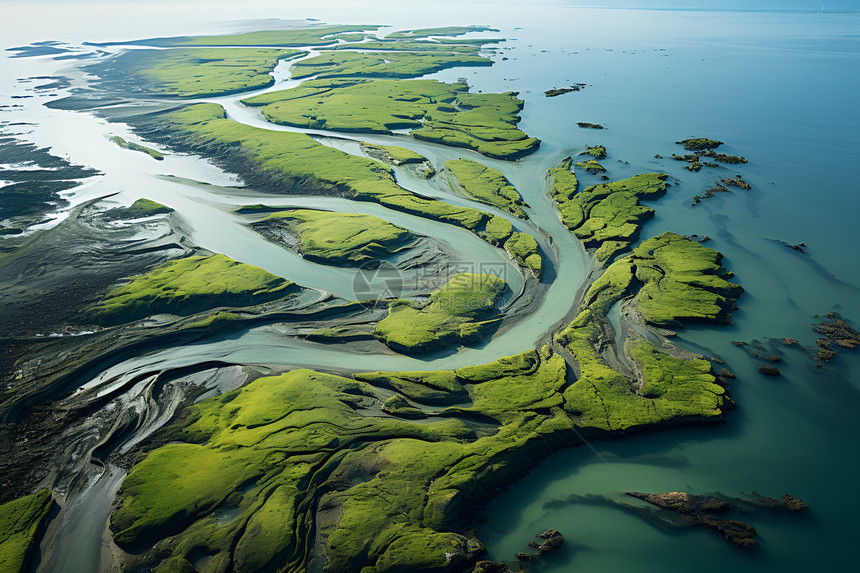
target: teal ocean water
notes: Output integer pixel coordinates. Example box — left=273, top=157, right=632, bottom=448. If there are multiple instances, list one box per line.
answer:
left=2, top=2, right=858, bottom=571
left=457, top=7, right=860, bottom=572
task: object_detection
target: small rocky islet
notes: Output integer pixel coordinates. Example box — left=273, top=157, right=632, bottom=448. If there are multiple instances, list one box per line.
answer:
left=625, top=491, right=808, bottom=548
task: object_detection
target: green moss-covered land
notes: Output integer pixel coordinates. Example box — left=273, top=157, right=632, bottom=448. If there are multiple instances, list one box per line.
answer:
left=504, top=231, right=543, bottom=278
left=578, top=232, right=743, bottom=328
left=242, top=78, right=539, bottom=160
left=676, top=138, right=723, bottom=151
left=94, top=25, right=378, bottom=48
left=545, top=84, right=585, bottom=97
left=386, top=26, right=499, bottom=39
left=323, top=40, right=499, bottom=54
left=109, top=136, right=164, bottom=160
left=410, top=90, right=539, bottom=160
left=360, top=143, right=436, bottom=177
left=90, top=48, right=305, bottom=98
left=251, top=208, right=415, bottom=267
left=360, top=142, right=424, bottom=165
left=110, top=347, right=577, bottom=573
left=672, top=140, right=748, bottom=166
left=242, top=78, right=463, bottom=133
left=445, top=158, right=526, bottom=217
left=586, top=145, right=607, bottom=159
left=290, top=50, right=492, bottom=80
left=0, top=490, right=53, bottom=573
left=104, top=198, right=172, bottom=220
left=90, top=254, right=296, bottom=324
left=574, top=159, right=607, bottom=173
left=555, top=232, right=742, bottom=431
left=547, top=159, right=668, bottom=262
left=375, top=273, right=507, bottom=354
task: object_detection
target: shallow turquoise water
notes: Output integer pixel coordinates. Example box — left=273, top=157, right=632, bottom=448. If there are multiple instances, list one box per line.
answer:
left=2, top=3, right=859, bottom=571
left=464, top=8, right=860, bottom=571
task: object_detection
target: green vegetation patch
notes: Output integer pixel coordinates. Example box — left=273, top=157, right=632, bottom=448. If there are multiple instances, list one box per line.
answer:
left=355, top=370, right=466, bottom=405
left=624, top=232, right=744, bottom=327
left=574, top=159, right=606, bottom=173
left=125, top=198, right=171, bottom=217
left=386, top=26, right=499, bottom=39
left=361, top=142, right=436, bottom=178
left=483, top=215, right=513, bottom=243
left=185, top=311, right=239, bottom=330
left=110, top=347, right=577, bottom=572
left=94, top=48, right=304, bottom=98
left=546, top=156, right=580, bottom=221
left=375, top=273, right=507, bottom=354
left=0, top=489, right=54, bottom=573
left=101, top=26, right=378, bottom=47
left=242, top=78, right=465, bottom=133
left=445, top=158, right=526, bottom=217
left=323, top=40, right=493, bottom=54
left=560, top=316, right=726, bottom=431
left=547, top=159, right=668, bottom=263
left=360, top=142, right=427, bottom=165
left=91, top=254, right=295, bottom=324
left=412, top=91, right=539, bottom=160
left=289, top=50, right=493, bottom=80
left=555, top=232, right=742, bottom=431
left=104, top=198, right=172, bottom=220
left=504, top=232, right=542, bottom=278
left=586, top=145, right=606, bottom=159
left=243, top=78, right=538, bottom=160
left=676, top=138, right=723, bottom=151
left=109, top=136, right=163, bottom=160
left=254, top=208, right=415, bottom=266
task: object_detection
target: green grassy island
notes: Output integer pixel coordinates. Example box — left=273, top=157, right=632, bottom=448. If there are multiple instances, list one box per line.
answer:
left=91, top=254, right=296, bottom=324
left=242, top=78, right=539, bottom=160
left=104, top=198, right=172, bottom=220
left=547, top=159, right=669, bottom=262
left=289, top=50, right=492, bottom=79
left=360, top=142, right=428, bottom=165
left=444, top=158, right=527, bottom=217
left=375, top=273, right=507, bottom=354
left=360, top=142, right=436, bottom=177
left=385, top=26, right=499, bottom=39
left=109, top=136, right=164, bottom=160
left=574, top=159, right=607, bottom=173
left=250, top=208, right=416, bottom=267
left=91, top=48, right=305, bottom=98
